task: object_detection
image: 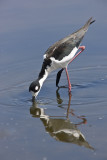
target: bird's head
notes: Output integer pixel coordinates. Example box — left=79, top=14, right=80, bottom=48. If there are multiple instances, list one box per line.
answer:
left=29, top=79, right=41, bottom=97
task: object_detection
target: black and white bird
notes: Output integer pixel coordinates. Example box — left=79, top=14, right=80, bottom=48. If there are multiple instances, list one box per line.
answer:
left=29, top=17, right=95, bottom=98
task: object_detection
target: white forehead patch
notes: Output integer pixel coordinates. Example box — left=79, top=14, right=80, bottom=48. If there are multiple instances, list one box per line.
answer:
left=35, top=86, right=39, bottom=91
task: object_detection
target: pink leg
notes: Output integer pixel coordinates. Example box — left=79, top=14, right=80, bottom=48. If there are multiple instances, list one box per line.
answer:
left=65, top=67, right=71, bottom=93
left=65, top=46, right=85, bottom=93
left=68, top=46, right=85, bottom=65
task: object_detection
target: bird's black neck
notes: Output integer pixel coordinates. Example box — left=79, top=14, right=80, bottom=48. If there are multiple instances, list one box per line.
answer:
left=38, top=58, right=52, bottom=80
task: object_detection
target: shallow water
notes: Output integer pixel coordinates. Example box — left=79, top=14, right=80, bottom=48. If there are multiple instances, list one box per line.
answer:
left=0, top=0, right=107, bottom=160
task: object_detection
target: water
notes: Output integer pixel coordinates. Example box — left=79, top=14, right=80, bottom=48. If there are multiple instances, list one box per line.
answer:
left=0, top=0, right=107, bottom=160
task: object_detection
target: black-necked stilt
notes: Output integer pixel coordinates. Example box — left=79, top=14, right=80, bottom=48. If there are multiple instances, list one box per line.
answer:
left=29, top=17, right=95, bottom=98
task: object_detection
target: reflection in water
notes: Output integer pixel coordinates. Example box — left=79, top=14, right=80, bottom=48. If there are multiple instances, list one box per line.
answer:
left=30, top=90, right=94, bottom=150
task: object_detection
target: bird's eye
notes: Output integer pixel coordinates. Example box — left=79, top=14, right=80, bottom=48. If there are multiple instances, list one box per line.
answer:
left=35, top=86, right=39, bottom=91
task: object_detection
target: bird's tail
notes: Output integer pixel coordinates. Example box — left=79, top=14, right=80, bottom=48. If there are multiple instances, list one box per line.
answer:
left=83, top=17, right=95, bottom=31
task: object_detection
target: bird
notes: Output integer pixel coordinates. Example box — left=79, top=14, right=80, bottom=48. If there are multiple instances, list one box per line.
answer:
left=29, top=17, right=95, bottom=98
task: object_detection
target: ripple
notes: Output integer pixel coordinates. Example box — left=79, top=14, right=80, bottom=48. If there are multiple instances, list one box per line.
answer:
left=0, top=64, right=107, bottom=114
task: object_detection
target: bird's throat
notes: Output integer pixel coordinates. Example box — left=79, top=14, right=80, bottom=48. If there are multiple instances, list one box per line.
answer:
left=38, top=69, right=49, bottom=88
left=38, top=58, right=52, bottom=88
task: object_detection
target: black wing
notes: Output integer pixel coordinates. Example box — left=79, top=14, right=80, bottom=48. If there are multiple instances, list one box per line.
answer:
left=44, top=17, right=95, bottom=61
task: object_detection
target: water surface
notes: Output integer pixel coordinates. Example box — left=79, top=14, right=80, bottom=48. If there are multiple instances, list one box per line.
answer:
left=0, top=0, right=107, bottom=160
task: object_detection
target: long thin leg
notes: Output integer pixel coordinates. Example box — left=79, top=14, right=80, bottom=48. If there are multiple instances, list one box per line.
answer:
left=65, top=46, right=85, bottom=93
left=65, top=67, right=71, bottom=93
left=56, top=68, right=64, bottom=87
left=68, top=46, right=85, bottom=65
left=56, top=46, right=85, bottom=88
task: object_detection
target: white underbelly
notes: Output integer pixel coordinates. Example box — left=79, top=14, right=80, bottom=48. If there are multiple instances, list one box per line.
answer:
left=47, top=47, right=78, bottom=72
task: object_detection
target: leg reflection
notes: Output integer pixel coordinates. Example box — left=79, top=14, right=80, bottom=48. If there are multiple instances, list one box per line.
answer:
left=56, top=88, right=87, bottom=125
left=30, top=91, right=94, bottom=150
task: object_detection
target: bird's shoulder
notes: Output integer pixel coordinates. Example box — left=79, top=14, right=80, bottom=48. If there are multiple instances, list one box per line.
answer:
left=43, top=35, right=77, bottom=61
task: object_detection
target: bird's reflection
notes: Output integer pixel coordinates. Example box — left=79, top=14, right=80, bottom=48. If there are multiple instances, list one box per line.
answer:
left=30, top=89, right=94, bottom=150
